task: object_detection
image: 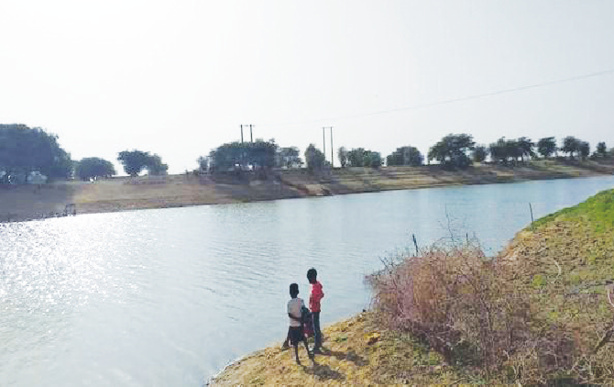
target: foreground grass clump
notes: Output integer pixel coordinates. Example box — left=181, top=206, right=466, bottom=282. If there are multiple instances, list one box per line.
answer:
left=369, top=243, right=538, bottom=383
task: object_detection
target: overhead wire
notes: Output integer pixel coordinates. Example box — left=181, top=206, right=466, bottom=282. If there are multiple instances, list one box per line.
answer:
left=262, top=68, right=614, bottom=128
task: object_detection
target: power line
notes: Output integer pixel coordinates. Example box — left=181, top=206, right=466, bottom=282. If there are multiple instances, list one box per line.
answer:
left=263, top=68, right=614, bottom=128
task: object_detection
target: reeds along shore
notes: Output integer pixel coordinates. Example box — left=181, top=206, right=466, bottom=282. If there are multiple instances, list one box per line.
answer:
left=211, top=188, right=614, bottom=385
left=1, top=159, right=613, bottom=223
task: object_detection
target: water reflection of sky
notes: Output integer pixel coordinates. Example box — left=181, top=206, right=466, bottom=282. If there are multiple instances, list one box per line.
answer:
left=0, top=175, right=612, bottom=385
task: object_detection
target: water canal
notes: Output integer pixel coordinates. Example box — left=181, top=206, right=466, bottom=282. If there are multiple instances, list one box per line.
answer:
left=1, top=175, right=613, bottom=385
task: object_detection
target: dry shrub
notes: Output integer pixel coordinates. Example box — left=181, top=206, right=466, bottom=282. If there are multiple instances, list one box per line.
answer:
left=368, top=242, right=578, bottom=384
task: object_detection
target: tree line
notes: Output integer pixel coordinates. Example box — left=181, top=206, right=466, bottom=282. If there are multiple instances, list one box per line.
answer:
left=417, top=134, right=608, bottom=169
left=1, top=124, right=612, bottom=183
left=0, top=124, right=168, bottom=182
left=74, top=151, right=168, bottom=180
left=200, top=134, right=611, bottom=172
left=0, top=124, right=73, bottom=183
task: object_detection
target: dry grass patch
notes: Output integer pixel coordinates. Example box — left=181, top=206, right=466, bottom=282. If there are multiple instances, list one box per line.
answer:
left=209, top=312, right=468, bottom=386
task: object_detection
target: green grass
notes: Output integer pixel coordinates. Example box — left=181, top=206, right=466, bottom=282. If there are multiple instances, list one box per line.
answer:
left=530, top=189, right=614, bottom=232
left=504, top=188, right=614, bottom=383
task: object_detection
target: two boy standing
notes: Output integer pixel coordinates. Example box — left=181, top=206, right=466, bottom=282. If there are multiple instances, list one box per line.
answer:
left=284, top=267, right=325, bottom=364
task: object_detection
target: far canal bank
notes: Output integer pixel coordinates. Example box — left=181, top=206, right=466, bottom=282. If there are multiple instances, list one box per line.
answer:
left=1, top=159, right=612, bottom=223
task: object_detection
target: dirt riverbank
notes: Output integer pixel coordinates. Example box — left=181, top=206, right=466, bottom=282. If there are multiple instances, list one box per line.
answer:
left=208, top=312, right=462, bottom=386
left=1, top=159, right=612, bottom=223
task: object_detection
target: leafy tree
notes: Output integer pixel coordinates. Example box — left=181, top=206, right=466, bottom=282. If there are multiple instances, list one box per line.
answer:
left=345, top=147, right=381, bottom=168
left=347, top=148, right=366, bottom=167
left=45, top=152, right=73, bottom=180
left=472, top=145, right=488, bottom=163
left=490, top=138, right=523, bottom=165
left=595, top=142, right=608, bottom=158
left=209, top=140, right=278, bottom=171
left=146, top=154, right=168, bottom=175
left=386, top=146, right=424, bottom=166
left=427, top=133, right=475, bottom=169
left=579, top=141, right=590, bottom=160
left=0, top=124, right=73, bottom=181
left=117, top=150, right=151, bottom=177
left=537, top=137, right=557, bottom=158
left=209, top=142, right=243, bottom=171
left=506, top=139, right=523, bottom=162
left=75, top=157, right=116, bottom=180
left=366, top=151, right=382, bottom=168
left=248, top=139, right=278, bottom=169
left=304, top=144, right=326, bottom=172
left=337, top=147, right=348, bottom=168
left=489, top=138, right=506, bottom=164
left=276, top=147, right=302, bottom=168
left=489, top=137, right=535, bottom=165
left=517, top=137, right=535, bottom=161
left=197, top=156, right=209, bottom=172
left=561, top=136, right=582, bottom=159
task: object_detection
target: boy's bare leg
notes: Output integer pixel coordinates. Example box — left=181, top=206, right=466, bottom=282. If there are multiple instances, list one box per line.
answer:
left=294, top=345, right=301, bottom=365
left=281, top=328, right=290, bottom=350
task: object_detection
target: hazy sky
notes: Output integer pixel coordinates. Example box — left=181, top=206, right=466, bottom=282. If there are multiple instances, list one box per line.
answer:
left=1, top=0, right=613, bottom=173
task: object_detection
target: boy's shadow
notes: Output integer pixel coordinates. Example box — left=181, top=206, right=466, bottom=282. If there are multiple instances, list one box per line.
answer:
left=301, top=362, right=344, bottom=381
left=316, top=346, right=368, bottom=367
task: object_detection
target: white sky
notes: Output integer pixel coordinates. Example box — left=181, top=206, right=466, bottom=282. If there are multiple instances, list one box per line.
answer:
left=1, top=0, right=613, bottom=173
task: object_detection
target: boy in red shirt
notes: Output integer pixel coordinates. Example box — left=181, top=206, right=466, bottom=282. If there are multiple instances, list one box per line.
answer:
left=307, top=267, right=324, bottom=353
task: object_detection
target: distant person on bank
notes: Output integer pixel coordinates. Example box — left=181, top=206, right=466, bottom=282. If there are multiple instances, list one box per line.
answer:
left=285, top=283, right=313, bottom=365
left=307, top=268, right=325, bottom=353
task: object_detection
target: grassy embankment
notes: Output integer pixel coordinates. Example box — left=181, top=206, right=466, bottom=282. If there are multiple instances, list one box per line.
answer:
left=210, top=188, right=614, bottom=385
left=1, top=159, right=613, bottom=223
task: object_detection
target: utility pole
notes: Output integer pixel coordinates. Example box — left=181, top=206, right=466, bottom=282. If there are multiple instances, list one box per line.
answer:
left=329, top=126, right=334, bottom=168
left=322, top=127, right=326, bottom=161
left=240, top=124, right=244, bottom=144
left=321, top=126, right=333, bottom=166
left=249, top=124, right=253, bottom=143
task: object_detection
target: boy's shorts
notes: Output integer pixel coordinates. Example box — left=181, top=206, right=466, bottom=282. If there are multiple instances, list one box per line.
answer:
left=289, top=326, right=304, bottom=346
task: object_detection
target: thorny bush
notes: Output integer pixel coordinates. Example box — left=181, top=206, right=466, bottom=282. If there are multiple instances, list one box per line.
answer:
left=367, top=242, right=582, bottom=384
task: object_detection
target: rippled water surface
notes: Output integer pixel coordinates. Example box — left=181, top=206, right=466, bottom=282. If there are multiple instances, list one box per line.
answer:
left=1, top=176, right=613, bottom=385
